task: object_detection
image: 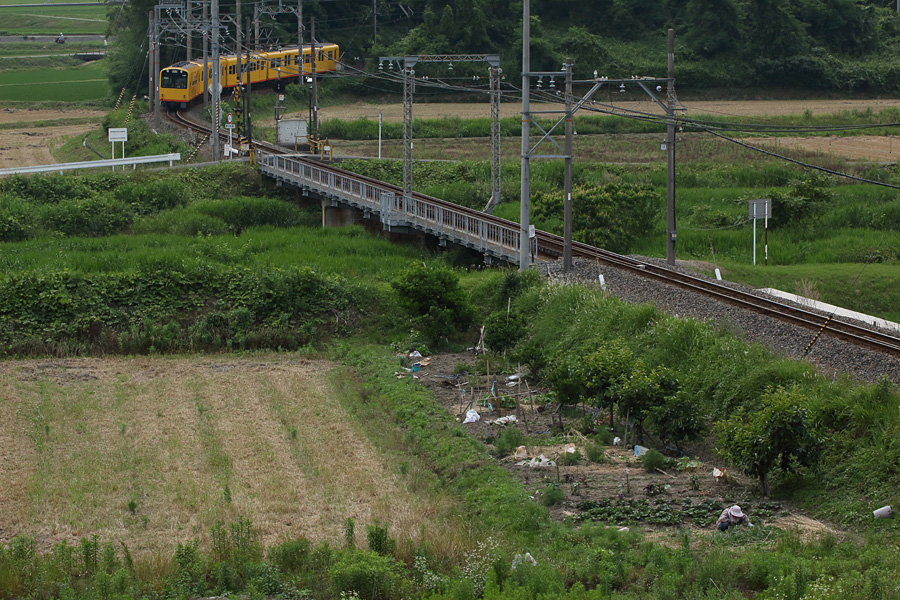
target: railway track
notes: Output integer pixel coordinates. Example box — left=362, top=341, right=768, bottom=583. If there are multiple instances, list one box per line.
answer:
left=166, top=108, right=900, bottom=358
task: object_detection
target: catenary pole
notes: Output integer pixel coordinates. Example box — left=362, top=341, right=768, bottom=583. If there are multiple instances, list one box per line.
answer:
left=666, top=28, right=676, bottom=265
left=563, top=57, right=573, bottom=272
left=211, top=0, right=221, bottom=160
left=519, top=0, right=531, bottom=271
left=311, top=17, right=318, bottom=140
left=202, top=0, right=209, bottom=110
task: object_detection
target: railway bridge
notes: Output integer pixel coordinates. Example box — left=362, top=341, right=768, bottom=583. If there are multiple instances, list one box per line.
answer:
left=257, top=150, right=529, bottom=265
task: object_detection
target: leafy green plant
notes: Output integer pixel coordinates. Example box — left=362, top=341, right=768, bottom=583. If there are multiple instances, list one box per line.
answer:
left=646, top=393, right=707, bottom=452
left=585, top=442, right=607, bottom=464
left=329, top=550, right=400, bottom=600
left=344, top=518, right=355, bottom=549
left=542, top=483, right=565, bottom=507
left=268, top=538, right=310, bottom=575
left=493, top=427, right=526, bottom=457
left=483, top=310, right=525, bottom=354
left=532, top=183, right=659, bottom=253
left=641, top=449, right=667, bottom=473
left=365, top=521, right=396, bottom=558
left=560, top=449, right=583, bottom=466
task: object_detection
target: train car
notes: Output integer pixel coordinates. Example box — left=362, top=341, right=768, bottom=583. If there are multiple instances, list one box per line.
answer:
left=159, top=43, right=340, bottom=108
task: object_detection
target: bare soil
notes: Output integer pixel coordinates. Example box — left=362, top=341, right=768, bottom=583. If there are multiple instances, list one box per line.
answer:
left=0, top=108, right=105, bottom=168
left=0, top=108, right=106, bottom=125
left=411, top=352, right=840, bottom=539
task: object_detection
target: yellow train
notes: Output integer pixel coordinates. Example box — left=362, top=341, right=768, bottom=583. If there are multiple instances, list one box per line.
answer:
left=159, top=42, right=340, bottom=107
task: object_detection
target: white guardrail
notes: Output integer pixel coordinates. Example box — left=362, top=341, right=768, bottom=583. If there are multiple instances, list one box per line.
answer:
left=256, top=150, right=521, bottom=261
left=0, top=153, right=181, bottom=177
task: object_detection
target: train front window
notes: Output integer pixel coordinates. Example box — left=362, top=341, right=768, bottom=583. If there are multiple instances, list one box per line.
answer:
left=161, top=70, right=187, bottom=89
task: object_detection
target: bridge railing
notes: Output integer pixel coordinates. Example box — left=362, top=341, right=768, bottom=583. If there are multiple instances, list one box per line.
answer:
left=0, top=153, right=181, bottom=177
left=257, top=150, right=521, bottom=261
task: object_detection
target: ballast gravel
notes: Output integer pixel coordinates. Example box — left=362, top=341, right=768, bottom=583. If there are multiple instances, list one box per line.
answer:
left=544, top=257, right=900, bottom=387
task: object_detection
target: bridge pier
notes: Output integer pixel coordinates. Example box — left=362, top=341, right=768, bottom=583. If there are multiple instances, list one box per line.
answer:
left=321, top=199, right=361, bottom=227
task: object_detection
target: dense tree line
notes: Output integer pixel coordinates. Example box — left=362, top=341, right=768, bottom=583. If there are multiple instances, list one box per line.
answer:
left=108, top=0, right=900, bottom=96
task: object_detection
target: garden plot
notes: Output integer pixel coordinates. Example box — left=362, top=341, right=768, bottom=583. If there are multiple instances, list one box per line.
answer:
left=413, top=352, right=838, bottom=538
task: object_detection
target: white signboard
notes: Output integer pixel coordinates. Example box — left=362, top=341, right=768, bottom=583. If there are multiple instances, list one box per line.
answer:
left=528, top=224, right=536, bottom=239
left=108, top=128, right=127, bottom=142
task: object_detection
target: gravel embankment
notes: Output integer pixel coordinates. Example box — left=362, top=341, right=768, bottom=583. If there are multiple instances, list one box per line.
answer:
left=545, top=257, right=900, bottom=386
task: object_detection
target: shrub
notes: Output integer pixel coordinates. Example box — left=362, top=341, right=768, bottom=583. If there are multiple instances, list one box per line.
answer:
left=131, top=209, right=230, bottom=236
left=532, top=183, right=659, bottom=252
left=541, top=484, right=565, bottom=506
left=646, top=392, right=706, bottom=452
left=365, top=521, right=396, bottom=558
left=390, top=263, right=474, bottom=345
left=594, top=428, right=613, bottom=446
left=329, top=550, right=401, bottom=600
left=39, top=196, right=133, bottom=237
left=586, top=443, right=606, bottom=464
left=268, top=538, right=310, bottom=574
left=192, top=196, right=306, bottom=230
left=641, top=448, right=667, bottom=473
left=560, top=450, right=582, bottom=466
left=493, top=427, right=526, bottom=457
left=483, top=310, right=526, bottom=354
left=115, top=179, right=190, bottom=214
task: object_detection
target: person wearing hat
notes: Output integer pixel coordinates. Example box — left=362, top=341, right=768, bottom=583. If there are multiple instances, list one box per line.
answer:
left=716, top=505, right=753, bottom=531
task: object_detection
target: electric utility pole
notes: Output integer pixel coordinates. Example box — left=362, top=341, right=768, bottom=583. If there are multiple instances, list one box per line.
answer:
left=666, top=28, right=676, bottom=265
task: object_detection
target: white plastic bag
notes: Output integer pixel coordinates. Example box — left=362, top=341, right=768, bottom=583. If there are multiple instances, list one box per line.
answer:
left=463, top=409, right=480, bottom=424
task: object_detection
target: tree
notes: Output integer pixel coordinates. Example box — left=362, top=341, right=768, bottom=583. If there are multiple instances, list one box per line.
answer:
left=617, top=365, right=679, bottom=442
left=390, top=263, right=474, bottom=346
left=683, top=0, right=742, bottom=56
left=716, top=386, right=824, bottom=495
left=746, top=0, right=812, bottom=59
left=547, top=338, right=637, bottom=428
left=646, top=392, right=706, bottom=452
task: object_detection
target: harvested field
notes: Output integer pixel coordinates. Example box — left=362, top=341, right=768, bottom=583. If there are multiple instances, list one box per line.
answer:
left=748, top=135, right=900, bottom=163
left=0, top=108, right=105, bottom=168
left=315, top=98, right=900, bottom=122
left=0, top=355, right=457, bottom=556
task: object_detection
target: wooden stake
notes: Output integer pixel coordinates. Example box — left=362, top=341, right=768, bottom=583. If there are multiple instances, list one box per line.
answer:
left=656, top=468, right=677, bottom=479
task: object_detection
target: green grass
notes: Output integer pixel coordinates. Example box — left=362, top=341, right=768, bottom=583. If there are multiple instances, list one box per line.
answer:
left=0, top=6, right=108, bottom=35
left=0, top=227, right=428, bottom=286
left=0, top=40, right=105, bottom=59
left=0, top=61, right=108, bottom=101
